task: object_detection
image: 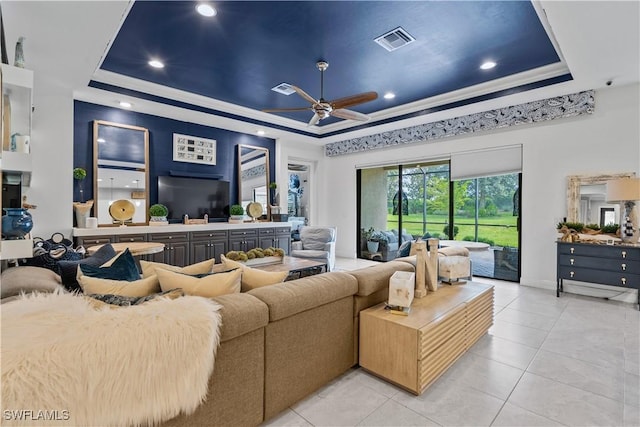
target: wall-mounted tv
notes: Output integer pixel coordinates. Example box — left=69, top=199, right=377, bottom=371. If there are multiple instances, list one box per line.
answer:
left=158, top=176, right=229, bottom=222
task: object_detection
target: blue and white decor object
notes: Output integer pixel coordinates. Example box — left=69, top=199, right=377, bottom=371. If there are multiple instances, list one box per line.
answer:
left=2, top=208, right=33, bottom=239
left=325, top=90, right=595, bottom=157
left=14, top=36, right=25, bottom=68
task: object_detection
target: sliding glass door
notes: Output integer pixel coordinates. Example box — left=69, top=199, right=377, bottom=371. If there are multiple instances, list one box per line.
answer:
left=358, top=160, right=521, bottom=282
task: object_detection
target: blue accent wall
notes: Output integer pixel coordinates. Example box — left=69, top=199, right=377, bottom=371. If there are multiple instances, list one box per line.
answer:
left=73, top=100, right=276, bottom=208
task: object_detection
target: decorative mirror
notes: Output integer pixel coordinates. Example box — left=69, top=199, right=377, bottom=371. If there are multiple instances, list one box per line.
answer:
left=566, top=172, right=635, bottom=224
left=93, top=120, right=149, bottom=226
left=237, top=144, right=270, bottom=220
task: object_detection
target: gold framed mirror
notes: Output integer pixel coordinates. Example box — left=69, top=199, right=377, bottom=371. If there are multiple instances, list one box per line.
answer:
left=93, top=120, right=149, bottom=226
left=238, top=144, right=270, bottom=220
left=566, top=172, right=635, bottom=224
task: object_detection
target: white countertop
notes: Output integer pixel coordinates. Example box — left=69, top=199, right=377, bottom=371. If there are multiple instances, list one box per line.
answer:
left=73, top=221, right=291, bottom=236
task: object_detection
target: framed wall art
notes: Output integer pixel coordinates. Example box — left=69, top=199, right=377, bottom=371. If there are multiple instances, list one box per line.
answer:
left=173, top=133, right=216, bottom=165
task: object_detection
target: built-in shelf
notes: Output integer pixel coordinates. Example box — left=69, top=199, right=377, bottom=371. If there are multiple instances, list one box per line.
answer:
left=1, top=151, right=33, bottom=186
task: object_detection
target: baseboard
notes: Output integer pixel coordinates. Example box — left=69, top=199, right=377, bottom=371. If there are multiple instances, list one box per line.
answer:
left=520, top=277, right=638, bottom=304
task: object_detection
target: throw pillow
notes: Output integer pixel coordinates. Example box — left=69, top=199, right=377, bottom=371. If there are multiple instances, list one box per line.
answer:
left=156, top=268, right=241, bottom=298
left=78, top=249, right=140, bottom=282
left=139, top=258, right=215, bottom=278
left=87, top=288, right=185, bottom=307
left=0, top=266, right=62, bottom=299
left=397, top=240, right=413, bottom=258
left=78, top=274, right=160, bottom=297
left=221, top=255, right=289, bottom=292
left=58, top=244, right=117, bottom=292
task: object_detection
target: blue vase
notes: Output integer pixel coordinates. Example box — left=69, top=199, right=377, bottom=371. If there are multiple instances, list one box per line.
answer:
left=2, top=208, right=33, bottom=239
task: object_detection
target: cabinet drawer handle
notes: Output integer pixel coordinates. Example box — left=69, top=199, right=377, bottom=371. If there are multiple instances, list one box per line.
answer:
left=621, top=251, right=626, bottom=259
left=570, top=247, right=575, bottom=254
left=621, top=277, right=626, bottom=285
left=130, top=238, right=134, bottom=242
left=168, top=236, right=172, bottom=239
left=570, top=271, right=575, bottom=278
left=622, top=263, right=626, bottom=271
left=209, top=234, right=213, bottom=237
left=570, top=258, right=574, bottom=265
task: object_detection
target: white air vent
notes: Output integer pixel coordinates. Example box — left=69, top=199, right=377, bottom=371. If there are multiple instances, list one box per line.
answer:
left=271, top=83, right=296, bottom=95
left=374, top=27, right=415, bottom=52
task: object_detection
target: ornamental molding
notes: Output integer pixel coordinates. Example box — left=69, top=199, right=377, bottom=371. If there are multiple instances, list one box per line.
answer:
left=325, top=90, right=595, bottom=157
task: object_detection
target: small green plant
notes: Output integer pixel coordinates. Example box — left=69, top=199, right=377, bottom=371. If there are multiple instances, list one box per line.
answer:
left=269, top=182, right=278, bottom=190
left=73, top=167, right=87, bottom=180
left=230, top=204, right=244, bottom=216
left=585, top=223, right=601, bottom=230
left=601, top=223, right=619, bottom=234
left=149, top=204, right=168, bottom=217
left=443, top=224, right=459, bottom=238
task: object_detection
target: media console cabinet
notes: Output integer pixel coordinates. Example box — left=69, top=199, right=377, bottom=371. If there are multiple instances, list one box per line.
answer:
left=73, top=223, right=291, bottom=267
left=556, top=241, right=640, bottom=308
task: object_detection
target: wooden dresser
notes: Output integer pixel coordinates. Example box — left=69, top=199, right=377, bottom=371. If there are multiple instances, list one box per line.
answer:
left=556, top=241, right=640, bottom=307
left=359, top=282, right=494, bottom=395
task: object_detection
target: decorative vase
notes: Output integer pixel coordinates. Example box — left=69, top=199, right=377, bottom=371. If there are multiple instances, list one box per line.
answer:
left=367, top=241, right=379, bottom=253
left=150, top=216, right=167, bottom=222
left=73, top=200, right=94, bottom=228
left=2, top=208, right=33, bottom=239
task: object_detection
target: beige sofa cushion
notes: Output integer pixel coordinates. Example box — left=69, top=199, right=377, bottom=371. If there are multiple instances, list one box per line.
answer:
left=78, top=275, right=160, bottom=297
left=140, top=258, right=215, bottom=278
left=156, top=268, right=241, bottom=298
left=248, top=272, right=357, bottom=322
left=1, top=266, right=62, bottom=299
left=349, top=261, right=415, bottom=297
left=438, top=246, right=470, bottom=257
left=220, top=256, right=288, bottom=291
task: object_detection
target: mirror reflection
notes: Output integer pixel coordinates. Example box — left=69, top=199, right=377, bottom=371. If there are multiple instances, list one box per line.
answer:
left=93, top=120, right=149, bottom=225
left=238, top=144, right=270, bottom=219
left=567, top=173, right=635, bottom=225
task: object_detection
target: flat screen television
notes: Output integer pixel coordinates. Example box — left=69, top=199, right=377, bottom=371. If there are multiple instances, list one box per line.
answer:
left=158, top=176, right=229, bottom=222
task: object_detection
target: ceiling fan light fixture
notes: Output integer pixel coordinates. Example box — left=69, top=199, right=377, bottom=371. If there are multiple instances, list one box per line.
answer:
left=480, top=61, right=497, bottom=70
left=196, top=4, right=217, bottom=17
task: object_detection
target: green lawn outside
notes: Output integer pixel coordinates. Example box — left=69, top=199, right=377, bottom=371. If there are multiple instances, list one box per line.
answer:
left=386, top=212, right=519, bottom=247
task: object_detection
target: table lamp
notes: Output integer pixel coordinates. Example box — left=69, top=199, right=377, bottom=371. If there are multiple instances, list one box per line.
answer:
left=606, top=177, right=640, bottom=243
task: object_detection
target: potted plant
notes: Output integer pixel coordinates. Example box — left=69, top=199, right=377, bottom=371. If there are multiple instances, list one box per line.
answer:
left=363, top=227, right=388, bottom=253
left=149, top=204, right=169, bottom=224
left=229, top=204, right=245, bottom=221
left=72, top=167, right=93, bottom=228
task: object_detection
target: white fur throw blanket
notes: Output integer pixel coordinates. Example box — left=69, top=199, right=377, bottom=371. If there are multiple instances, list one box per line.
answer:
left=1, top=290, right=222, bottom=426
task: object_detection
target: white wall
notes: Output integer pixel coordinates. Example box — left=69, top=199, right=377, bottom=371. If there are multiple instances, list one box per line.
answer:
left=319, top=84, right=640, bottom=298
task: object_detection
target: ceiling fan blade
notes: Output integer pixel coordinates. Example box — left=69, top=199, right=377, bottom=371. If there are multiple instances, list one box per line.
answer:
left=331, top=108, right=371, bottom=122
left=330, top=92, right=378, bottom=110
left=291, top=85, right=319, bottom=105
left=308, top=113, right=321, bottom=126
left=262, top=107, right=311, bottom=112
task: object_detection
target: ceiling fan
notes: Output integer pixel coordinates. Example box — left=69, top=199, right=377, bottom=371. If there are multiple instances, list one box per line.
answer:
left=263, top=61, right=378, bottom=126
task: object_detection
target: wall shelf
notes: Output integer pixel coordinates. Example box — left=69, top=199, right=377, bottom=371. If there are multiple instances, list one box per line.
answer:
left=0, top=238, right=33, bottom=260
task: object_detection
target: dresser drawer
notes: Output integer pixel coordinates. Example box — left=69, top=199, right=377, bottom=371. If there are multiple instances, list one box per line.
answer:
left=115, top=234, right=147, bottom=243
left=275, top=227, right=291, bottom=236
left=229, top=229, right=258, bottom=238
left=559, top=254, right=640, bottom=274
left=148, top=232, right=189, bottom=242
left=190, top=230, right=228, bottom=240
left=258, top=228, right=275, bottom=236
left=558, top=266, right=639, bottom=289
left=558, top=243, right=640, bottom=260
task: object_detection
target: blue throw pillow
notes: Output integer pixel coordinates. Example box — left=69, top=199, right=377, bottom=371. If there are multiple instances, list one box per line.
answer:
left=79, top=249, right=140, bottom=282
left=58, top=244, right=117, bottom=292
left=398, top=240, right=413, bottom=257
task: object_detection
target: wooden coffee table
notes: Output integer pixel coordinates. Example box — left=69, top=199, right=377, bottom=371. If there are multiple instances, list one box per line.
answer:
left=253, top=256, right=327, bottom=280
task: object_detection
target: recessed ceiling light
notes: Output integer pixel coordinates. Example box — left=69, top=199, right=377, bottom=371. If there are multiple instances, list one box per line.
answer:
left=384, top=92, right=396, bottom=100
left=256, top=130, right=265, bottom=136
left=148, top=59, right=164, bottom=69
left=119, top=101, right=132, bottom=108
left=196, top=3, right=217, bottom=17
left=97, top=138, right=106, bottom=143
left=97, top=178, right=103, bottom=182
left=480, top=61, right=497, bottom=70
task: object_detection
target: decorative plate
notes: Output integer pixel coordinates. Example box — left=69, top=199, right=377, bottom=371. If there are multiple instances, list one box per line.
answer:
left=246, top=202, right=263, bottom=219
left=109, top=199, right=135, bottom=222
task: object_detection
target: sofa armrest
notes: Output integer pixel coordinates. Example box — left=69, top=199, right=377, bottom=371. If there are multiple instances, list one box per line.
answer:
left=212, top=293, right=269, bottom=342
left=348, top=260, right=415, bottom=297
left=291, top=241, right=303, bottom=250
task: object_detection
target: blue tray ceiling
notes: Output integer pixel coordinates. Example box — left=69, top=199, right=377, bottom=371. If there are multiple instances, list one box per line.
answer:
left=100, top=1, right=563, bottom=127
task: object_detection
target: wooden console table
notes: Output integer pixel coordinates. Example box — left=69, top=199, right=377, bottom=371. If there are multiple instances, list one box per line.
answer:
left=359, top=282, right=494, bottom=394
left=556, top=241, right=640, bottom=308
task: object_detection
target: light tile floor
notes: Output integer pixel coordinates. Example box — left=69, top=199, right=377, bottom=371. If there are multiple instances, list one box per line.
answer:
left=262, top=258, right=640, bottom=427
